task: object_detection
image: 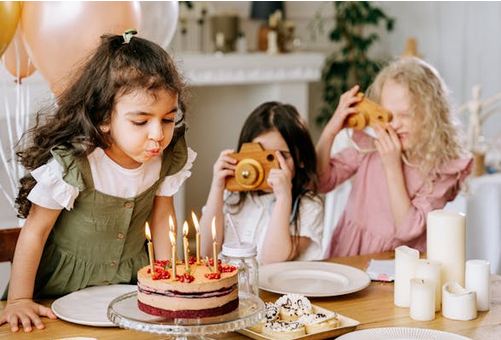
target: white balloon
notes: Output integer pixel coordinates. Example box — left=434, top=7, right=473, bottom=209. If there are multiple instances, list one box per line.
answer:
left=139, top=1, right=179, bottom=48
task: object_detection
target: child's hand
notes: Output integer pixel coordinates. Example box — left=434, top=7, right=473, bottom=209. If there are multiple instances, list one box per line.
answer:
left=374, top=124, right=403, bottom=169
left=0, top=298, right=57, bottom=332
left=324, top=85, right=362, bottom=136
left=267, top=151, right=292, bottom=199
left=212, top=149, right=237, bottom=191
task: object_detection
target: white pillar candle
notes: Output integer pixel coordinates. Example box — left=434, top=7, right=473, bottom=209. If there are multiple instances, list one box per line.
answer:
left=465, top=259, right=490, bottom=311
left=394, top=245, right=420, bottom=307
left=410, top=278, right=436, bottom=321
left=415, top=259, right=441, bottom=311
left=427, top=210, right=466, bottom=286
left=442, top=282, right=477, bottom=321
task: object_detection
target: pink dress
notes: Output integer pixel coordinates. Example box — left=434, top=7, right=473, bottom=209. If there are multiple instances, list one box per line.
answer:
left=319, top=132, right=472, bottom=257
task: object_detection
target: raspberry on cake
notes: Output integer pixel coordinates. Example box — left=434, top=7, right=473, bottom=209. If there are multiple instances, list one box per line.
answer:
left=137, top=258, right=239, bottom=318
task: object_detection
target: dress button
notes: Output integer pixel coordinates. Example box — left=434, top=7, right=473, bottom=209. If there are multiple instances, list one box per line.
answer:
left=110, top=260, right=117, bottom=267
left=117, top=232, right=125, bottom=240
left=124, top=201, right=134, bottom=209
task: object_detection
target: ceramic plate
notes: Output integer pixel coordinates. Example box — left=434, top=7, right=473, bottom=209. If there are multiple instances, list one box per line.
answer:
left=51, top=284, right=136, bottom=327
left=259, top=261, right=370, bottom=297
left=336, top=327, right=472, bottom=340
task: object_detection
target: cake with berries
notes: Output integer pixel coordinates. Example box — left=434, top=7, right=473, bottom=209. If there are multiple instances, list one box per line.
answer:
left=137, top=258, right=239, bottom=318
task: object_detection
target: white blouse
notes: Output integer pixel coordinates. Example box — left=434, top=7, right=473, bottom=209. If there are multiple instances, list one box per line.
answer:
left=28, top=147, right=197, bottom=210
left=223, top=192, right=324, bottom=263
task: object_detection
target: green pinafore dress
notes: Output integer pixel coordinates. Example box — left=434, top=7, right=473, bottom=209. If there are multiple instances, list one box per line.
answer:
left=24, top=135, right=187, bottom=298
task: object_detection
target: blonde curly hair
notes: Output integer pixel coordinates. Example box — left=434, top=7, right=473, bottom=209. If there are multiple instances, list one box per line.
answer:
left=367, top=57, right=465, bottom=178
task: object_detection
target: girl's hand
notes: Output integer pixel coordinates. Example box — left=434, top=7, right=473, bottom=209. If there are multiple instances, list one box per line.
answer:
left=267, top=151, right=292, bottom=200
left=212, top=149, right=237, bottom=191
left=324, top=85, right=362, bottom=136
left=374, top=124, right=403, bottom=170
left=0, top=298, right=57, bottom=332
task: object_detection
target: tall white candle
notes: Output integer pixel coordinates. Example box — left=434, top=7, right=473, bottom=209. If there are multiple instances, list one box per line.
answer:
left=427, top=210, right=466, bottom=287
left=415, top=259, right=441, bottom=311
left=394, top=245, right=420, bottom=307
left=465, top=259, right=490, bottom=311
left=410, top=278, right=436, bottom=321
left=442, top=282, right=477, bottom=321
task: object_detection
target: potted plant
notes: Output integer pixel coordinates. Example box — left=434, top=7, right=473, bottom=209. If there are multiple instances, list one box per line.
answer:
left=316, top=2, right=394, bottom=126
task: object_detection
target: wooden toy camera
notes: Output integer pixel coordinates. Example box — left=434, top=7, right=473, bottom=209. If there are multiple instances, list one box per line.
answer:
left=225, top=143, right=280, bottom=192
left=345, top=93, right=393, bottom=130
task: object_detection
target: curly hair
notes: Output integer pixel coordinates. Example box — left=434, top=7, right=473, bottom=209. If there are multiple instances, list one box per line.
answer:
left=15, top=34, right=187, bottom=218
left=367, top=57, right=465, bottom=178
left=229, top=102, right=319, bottom=258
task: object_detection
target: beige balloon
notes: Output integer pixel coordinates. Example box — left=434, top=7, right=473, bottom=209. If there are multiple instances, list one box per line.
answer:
left=21, top=1, right=141, bottom=96
left=3, top=30, right=37, bottom=82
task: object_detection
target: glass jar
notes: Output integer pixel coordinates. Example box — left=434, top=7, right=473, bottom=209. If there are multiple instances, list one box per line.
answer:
left=221, top=242, right=259, bottom=297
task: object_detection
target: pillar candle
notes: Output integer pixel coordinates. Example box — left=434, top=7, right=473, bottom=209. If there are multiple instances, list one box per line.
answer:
left=427, top=210, right=466, bottom=286
left=442, top=282, right=477, bottom=321
left=465, top=259, right=490, bottom=311
left=394, top=245, right=420, bottom=307
left=410, top=278, right=435, bottom=321
left=415, top=259, right=441, bottom=311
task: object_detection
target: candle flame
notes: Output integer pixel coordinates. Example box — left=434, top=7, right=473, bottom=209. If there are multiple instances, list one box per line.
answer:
left=145, top=222, right=152, bottom=241
left=211, top=217, right=216, bottom=241
left=191, top=211, right=200, bottom=232
left=169, top=230, right=176, bottom=245
left=169, top=215, right=175, bottom=232
left=183, top=221, right=189, bottom=236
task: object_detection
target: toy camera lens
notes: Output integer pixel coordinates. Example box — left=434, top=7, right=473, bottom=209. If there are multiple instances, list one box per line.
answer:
left=267, top=154, right=275, bottom=162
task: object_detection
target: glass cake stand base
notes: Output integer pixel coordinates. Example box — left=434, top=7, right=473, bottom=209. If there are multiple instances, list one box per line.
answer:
left=107, top=292, right=264, bottom=339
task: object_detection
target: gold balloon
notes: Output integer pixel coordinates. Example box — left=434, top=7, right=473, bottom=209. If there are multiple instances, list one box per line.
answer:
left=0, top=1, right=22, bottom=57
left=3, top=30, right=37, bottom=82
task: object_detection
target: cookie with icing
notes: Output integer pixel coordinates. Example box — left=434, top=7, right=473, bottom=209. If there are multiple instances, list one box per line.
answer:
left=275, top=294, right=312, bottom=321
left=248, top=302, right=279, bottom=332
left=297, top=311, right=340, bottom=334
left=262, top=320, right=306, bottom=339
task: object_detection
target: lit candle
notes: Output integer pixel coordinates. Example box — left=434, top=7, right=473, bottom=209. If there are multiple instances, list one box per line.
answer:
left=168, top=215, right=177, bottom=262
left=144, top=222, right=155, bottom=275
left=410, top=278, right=436, bottom=321
left=211, top=217, right=218, bottom=273
left=183, top=221, right=190, bottom=272
left=394, top=245, right=420, bottom=307
left=191, top=211, right=201, bottom=265
left=169, top=230, right=177, bottom=279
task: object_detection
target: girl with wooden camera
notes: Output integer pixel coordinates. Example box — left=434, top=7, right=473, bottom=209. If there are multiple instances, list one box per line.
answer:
left=200, top=102, right=323, bottom=264
left=316, top=57, right=472, bottom=257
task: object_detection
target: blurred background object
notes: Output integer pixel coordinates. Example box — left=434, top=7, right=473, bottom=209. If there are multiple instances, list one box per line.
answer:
left=250, top=1, right=284, bottom=52
left=139, top=1, right=179, bottom=49
left=211, top=15, right=240, bottom=53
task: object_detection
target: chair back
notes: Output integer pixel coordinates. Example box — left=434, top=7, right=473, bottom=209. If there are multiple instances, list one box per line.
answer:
left=0, top=228, right=21, bottom=263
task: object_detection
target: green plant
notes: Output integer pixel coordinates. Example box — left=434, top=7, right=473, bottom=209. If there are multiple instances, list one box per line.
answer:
left=316, top=2, right=394, bottom=126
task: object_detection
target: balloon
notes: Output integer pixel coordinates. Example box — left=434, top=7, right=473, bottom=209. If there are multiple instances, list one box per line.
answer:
left=0, top=1, right=22, bottom=57
left=21, top=1, right=141, bottom=96
left=3, top=30, right=37, bottom=82
left=140, top=1, right=179, bottom=48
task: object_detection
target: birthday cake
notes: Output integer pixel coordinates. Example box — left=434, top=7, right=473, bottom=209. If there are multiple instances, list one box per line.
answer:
left=137, top=258, right=239, bottom=318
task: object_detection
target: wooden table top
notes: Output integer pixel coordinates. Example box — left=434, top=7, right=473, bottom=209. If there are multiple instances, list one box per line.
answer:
left=1, top=252, right=500, bottom=339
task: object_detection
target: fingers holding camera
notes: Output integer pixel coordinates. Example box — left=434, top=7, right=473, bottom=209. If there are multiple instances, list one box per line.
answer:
left=325, top=84, right=362, bottom=135
left=267, top=151, right=292, bottom=199
left=212, top=149, right=237, bottom=190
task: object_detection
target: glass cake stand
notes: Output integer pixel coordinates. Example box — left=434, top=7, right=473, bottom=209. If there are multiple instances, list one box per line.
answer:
left=107, top=291, right=264, bottom=340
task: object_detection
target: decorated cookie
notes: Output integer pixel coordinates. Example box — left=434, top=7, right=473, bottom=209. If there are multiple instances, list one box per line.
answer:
left=248, top=302, right=279, bottom=332
left=262, top=320, right=306, bottom=339
left=297, top=311, right=340, bottom=334
left=275, top=294, right=312, bottom=321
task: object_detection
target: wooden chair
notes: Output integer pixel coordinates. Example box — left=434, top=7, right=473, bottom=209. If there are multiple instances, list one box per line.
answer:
left=0, top=228, right=21, bottom=263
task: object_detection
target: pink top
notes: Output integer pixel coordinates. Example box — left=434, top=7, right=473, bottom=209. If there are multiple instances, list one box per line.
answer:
left=319, top=132, right=472, bottom=257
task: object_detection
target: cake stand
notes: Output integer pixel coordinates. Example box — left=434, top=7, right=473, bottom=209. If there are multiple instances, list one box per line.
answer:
left=107, top=292, right=264, bottom=340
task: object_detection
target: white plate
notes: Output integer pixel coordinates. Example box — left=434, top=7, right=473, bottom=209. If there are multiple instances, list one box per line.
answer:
left=336, top=327, right=472, bottom=340
left=51, top=284, right=136, bottom=327
left=259, top=261, right=370, bottom=297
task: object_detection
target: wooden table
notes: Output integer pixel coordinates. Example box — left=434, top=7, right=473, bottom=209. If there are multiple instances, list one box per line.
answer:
left=1, top=252, right=500, bottom=339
